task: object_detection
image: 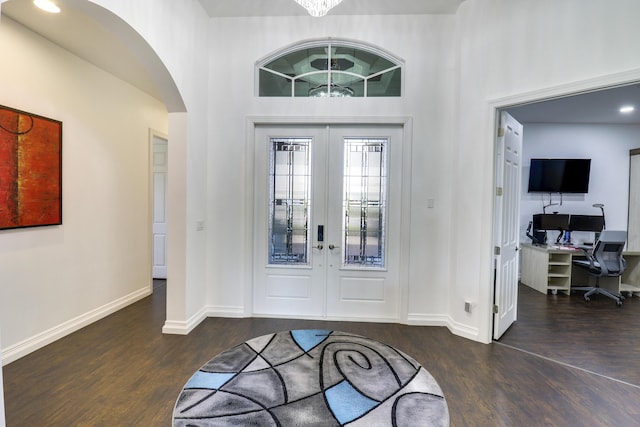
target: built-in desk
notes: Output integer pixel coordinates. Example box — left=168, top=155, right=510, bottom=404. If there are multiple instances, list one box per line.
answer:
left=520, top=243, right=640, bottom=296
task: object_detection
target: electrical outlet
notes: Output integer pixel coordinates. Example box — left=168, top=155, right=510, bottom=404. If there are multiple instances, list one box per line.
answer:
left=464, top=301, right=472, bottom=313
left=196, top=220, right=205, bottom=231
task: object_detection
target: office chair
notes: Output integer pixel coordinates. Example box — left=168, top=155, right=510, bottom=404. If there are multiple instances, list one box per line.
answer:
left=572, top=230, right=627, bottom=306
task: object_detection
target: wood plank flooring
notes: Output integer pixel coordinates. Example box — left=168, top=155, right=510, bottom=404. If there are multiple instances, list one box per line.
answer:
left=3, top=281, right=640, bottom=426
left=498, top=283, right=640, bottom=388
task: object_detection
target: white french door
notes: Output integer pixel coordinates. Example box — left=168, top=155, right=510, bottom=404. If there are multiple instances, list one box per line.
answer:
left=253, top=125, right=403, bottom=320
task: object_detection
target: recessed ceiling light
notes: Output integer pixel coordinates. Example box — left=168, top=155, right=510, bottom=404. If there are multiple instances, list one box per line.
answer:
left=620, top=105, right=635, bottom=114
left=34, top=0, right=61, bottom=13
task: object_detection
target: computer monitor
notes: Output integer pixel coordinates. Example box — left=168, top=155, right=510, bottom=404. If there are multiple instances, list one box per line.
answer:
left=568, top=214, right=604, bottom=232
left=533, top=213, right=570, bottom=231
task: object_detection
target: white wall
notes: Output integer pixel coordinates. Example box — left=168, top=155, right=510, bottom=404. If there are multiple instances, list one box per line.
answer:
left=205, top=14, right=457, bottom=327
left=85, top=0, right=640, bottom=349
left=520, top=124, right=640, bottom=245
left=0, top=16, right=168, bottom=362
left=206, top=1, right=640, bottom=342
left=454, top=0, right=640, bottom=341
left=87, top=0, right=211, bottom=334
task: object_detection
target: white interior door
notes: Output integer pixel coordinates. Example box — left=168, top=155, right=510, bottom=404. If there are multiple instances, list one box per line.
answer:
left=253, top=125, right=403, bottom=321
left=152, top=135, right=168, bottom=279
left=493, top=111, right=523, bottom=340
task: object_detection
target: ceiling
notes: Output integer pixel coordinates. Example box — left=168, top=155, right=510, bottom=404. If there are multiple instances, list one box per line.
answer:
left=507, top=84, right=640, bottom=125
left=2, top=0, right=640, bottom=124
left=1, top=0, right=163, bottom=101
left=197, top=0, right=466, bottom=17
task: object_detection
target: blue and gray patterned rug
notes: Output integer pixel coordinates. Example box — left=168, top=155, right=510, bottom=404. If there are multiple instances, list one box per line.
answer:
left=173, top=330, right=449, bottom=426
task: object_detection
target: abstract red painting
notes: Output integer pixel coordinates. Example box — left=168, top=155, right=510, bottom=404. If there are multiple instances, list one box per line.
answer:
left=0, top=105, right=62, bottom=229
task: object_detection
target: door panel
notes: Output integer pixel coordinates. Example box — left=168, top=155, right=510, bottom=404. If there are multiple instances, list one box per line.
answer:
left=253, top=127, right=327, bottom=317
left=493, top=112, right=523, bottom=339
left=152, top=135, right=168, bottom=279
left=253, top=125, right=402, bottom=321
left=326, top=126, right=402, bottom=320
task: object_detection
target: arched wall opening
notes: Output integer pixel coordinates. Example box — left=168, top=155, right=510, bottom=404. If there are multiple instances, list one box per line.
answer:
left=0, top=0, right=192, bottom=372
left=56, top=0, right=192, bottom=328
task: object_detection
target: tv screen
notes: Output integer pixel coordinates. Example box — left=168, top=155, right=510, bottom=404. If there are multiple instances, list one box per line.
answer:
left=528, top=158, right=591, bottom=193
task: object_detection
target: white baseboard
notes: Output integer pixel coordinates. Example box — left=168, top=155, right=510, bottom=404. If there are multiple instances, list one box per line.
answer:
left=445, top=317, right=480, bottom=341
left=407, top=313, right=480, bottom=341
left=406, top=313, right=449, bottom=326
left=207, top=306, right=245, bottom=318
left=2, top=286, right=151, bottom=365
left=162, top=306, right=208, bottom=335
left=162, top=305, right=245, bottom=335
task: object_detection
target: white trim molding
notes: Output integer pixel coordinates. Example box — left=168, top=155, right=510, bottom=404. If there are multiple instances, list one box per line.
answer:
left=162, top=305, right=245, bottom=335
left=162, top=305, right=208, bottom=335
left=407, top=313, right=480, bottom=342
left=2, top=286, right=151, bottom=365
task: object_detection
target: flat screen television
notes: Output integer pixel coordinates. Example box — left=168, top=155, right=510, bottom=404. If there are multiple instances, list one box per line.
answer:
left=527, top=158, right=591, bottom=193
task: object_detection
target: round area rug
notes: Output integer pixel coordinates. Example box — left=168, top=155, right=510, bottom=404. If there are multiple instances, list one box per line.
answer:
left=173, top=330, right=449, bottom=426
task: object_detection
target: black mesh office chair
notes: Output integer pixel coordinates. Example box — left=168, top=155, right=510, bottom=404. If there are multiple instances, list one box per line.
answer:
left=572, top=230, right=627, bottom=306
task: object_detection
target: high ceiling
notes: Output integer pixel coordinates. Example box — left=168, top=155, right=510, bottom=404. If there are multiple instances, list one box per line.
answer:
left=2, top=0, right=640, bottom=124
left=1, top=0, right=162, bottom=101
left=197, top=0, right=466, bottom=17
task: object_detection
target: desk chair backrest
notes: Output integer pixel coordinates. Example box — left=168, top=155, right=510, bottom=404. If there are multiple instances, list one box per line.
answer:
left=593, top=230, right=627, bottom=276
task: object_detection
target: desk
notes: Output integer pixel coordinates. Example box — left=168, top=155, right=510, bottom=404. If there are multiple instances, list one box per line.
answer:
left=520, top=243, right=640, bottom=295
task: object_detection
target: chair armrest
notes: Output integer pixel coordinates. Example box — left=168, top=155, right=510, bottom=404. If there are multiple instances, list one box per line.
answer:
left=574, top=245, right=597, bottom=269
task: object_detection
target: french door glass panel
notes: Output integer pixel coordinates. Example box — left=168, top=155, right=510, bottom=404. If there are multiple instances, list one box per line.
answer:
left=342, top=138, right=387, bottom=268
left=267, top=136, right=389, bottom=268
left=269, top=138, right=311, bottom=265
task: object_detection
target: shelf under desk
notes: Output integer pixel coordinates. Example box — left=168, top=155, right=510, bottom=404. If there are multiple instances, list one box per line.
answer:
left=520, top=243, right=640, bottom=295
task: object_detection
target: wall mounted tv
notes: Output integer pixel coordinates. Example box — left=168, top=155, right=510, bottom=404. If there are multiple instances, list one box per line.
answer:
left=527, top=158, right=591, bottom=193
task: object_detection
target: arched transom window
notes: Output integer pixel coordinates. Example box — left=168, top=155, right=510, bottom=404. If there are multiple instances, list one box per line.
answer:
left=257, top=39, right=403, bottom=97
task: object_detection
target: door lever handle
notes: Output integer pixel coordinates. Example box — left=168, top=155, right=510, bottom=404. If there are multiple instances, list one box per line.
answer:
left=328, top=244, right=339, bottom=250
left=313, top=244, right=324, bottom=250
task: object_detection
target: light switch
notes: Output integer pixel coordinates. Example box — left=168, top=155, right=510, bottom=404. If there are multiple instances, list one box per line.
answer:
left=427, top=198, right=435, bottom=208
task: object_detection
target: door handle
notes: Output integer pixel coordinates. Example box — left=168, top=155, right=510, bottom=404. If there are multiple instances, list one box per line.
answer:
left=313, top=244, right=324, bottom=250
left=328, top=244, right=339, bottom=250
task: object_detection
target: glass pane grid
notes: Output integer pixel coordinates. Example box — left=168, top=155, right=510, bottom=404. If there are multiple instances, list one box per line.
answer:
left=269, top=138, right=312, bottom=265
left=258, top=42, right=401, bottom=97
left=342, top=138, right=388, bottom=268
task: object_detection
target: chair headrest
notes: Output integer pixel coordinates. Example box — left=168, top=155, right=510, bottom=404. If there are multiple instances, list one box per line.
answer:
left=598, top=230, right=627, bottom=244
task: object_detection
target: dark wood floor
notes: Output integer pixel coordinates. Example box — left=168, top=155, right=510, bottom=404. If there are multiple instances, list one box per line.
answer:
left=3, top=281, right=640, bottom=426
left=498, top=284, right=640, bottom=388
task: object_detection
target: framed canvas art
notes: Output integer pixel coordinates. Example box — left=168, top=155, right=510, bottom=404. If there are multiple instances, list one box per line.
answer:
left=0, top=105, right=62, bottom=230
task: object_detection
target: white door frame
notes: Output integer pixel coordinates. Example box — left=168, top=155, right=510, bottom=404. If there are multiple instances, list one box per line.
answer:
left=244, top=116, right=413, bottom=322
left=487, top=68, right=640, bottom=342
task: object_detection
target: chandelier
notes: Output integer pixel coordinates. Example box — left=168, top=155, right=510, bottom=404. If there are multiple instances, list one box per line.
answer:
left=309, top=84, right=354, bottom=97
left=294, top=0, right=344, bottom=17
